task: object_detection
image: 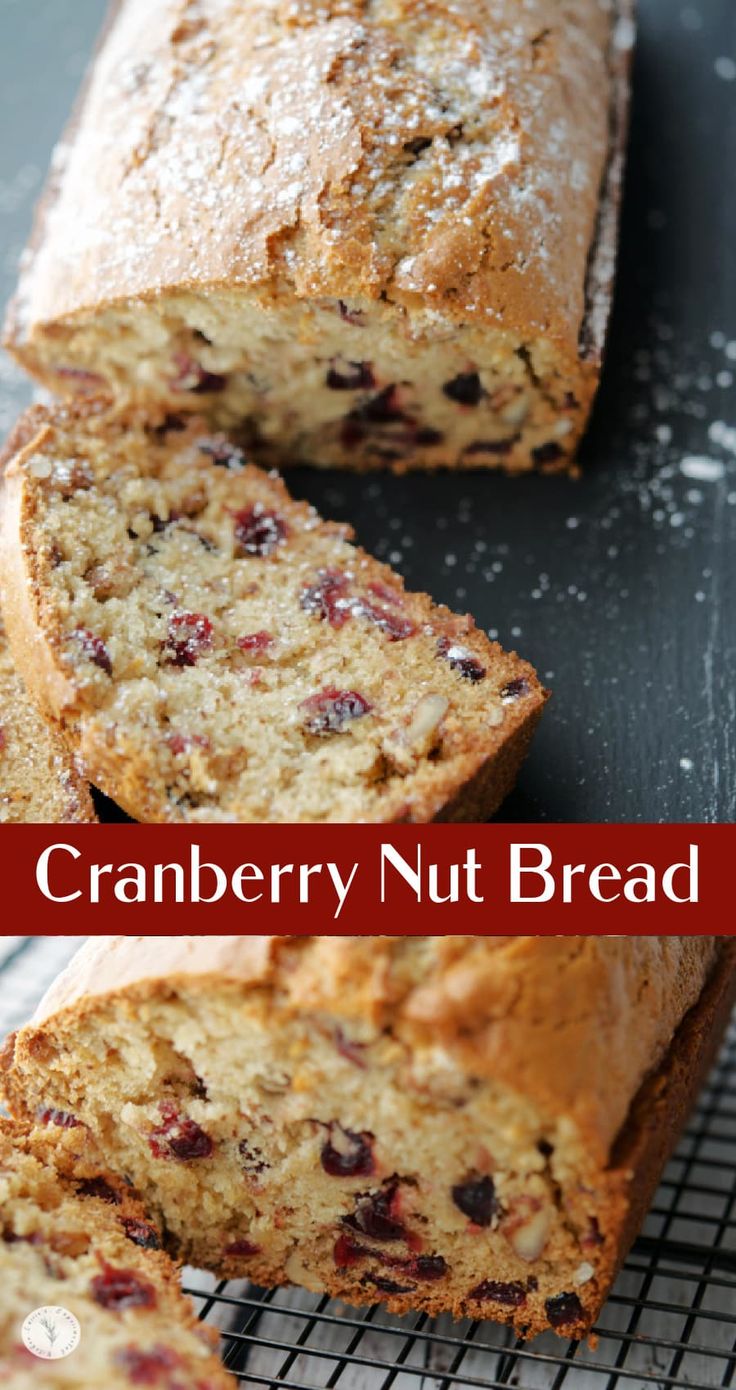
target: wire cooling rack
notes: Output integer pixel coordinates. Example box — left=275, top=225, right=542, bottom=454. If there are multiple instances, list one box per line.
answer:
left=1, top=938, right=734, bottom=1390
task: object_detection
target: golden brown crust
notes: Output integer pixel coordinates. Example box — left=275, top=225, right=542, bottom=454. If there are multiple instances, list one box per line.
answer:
left=15, top=935, right=721, bottom=1161
left=0, top=419, right=96, bottom=820
left=605, top=937, right=736, bottom=1271
left=0, top=623, right=95, bottom=823
left=7, top=0, right=616, bottom=346
left=3, top=1, right=634, bottom=474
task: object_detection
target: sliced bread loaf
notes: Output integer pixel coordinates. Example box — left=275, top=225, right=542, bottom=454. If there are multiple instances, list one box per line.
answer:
left=0, top=402, right=547, bottom=822
left=0, top=1119, right=232, bottom=1388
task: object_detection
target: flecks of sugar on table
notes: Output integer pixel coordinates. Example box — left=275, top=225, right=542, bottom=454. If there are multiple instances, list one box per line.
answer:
left=714, top=56, right=736, bottom=82
left=680, top=455, right=726, bottom=482
left=679, top=757, right=694, bottom=773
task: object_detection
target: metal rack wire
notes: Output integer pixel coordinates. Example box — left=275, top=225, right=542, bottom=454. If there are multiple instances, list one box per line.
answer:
left=1, top=940, right=733, bottom=1390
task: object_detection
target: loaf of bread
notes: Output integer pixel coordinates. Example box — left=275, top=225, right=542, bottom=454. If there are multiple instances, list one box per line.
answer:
left=0, top=1120, right=232, bottom=1388
left=0, top=611, right=95, bottom=823
left=3, top=936, right=732, bottom=1340
left=0, top=402, right=546, bottom=822
left=4, top=0, right=633, bottom=475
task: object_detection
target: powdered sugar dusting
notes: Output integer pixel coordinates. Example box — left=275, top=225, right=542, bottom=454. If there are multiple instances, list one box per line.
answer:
left=11, top=0, right=615, bottom=346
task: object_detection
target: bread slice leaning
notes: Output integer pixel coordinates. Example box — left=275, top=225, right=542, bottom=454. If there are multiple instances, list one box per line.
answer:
left=0, top=401, right=547, bottom=823
left=0, top=607, right=95, bottom=823
left=0, top=1119, right=233, bottom=1388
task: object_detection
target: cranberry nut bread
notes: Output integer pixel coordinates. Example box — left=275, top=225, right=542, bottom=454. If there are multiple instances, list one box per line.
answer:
left=0, top=1121, right=232, bottom=1389
left=3, top=936, right=733, bottom=1341
left=0, top=611, right=95, bottom=823
left=0, top=403, right=547, bottom=822
left=4, top=0, right=633, bottom=475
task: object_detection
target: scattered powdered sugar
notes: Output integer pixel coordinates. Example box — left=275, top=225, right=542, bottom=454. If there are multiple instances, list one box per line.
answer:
left=680, top=455, right=726, bottom=482
left=714, top=57, right=736, bottom=83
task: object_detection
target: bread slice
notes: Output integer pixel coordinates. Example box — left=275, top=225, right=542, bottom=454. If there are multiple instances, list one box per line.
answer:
left=2, top=936, right=732, bottom=1341
left=0, top=610, right=95, bottom=823
left=3, top=0, right=632, bottom=474
left=0, top=1119, right=232, bottom=1388
left=0, top=402, right=547, bottom=823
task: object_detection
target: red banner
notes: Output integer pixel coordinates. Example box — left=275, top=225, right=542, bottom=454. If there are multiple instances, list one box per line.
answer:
left=0, top=824, right=733, bottom=931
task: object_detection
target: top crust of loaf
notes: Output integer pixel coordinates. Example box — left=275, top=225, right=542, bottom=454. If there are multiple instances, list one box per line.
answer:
left=6, top=0, right=630, bottom=359
left=17, top=934, right=721, bottom=1163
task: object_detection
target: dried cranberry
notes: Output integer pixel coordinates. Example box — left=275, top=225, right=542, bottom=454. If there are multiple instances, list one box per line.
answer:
left=165, top=732, right=210, bottom=755
left=344, top=1183, right=406, bottom=1242
left=500, top=677, right=530, bottom=702
left=349, top=386, right=405, bottom=424
left=403, top=1255, right=447, bottom=1280
left=469, top=1279, right=528, bottom=1307
left=163, top=612, right=213, bottom=667
left=582, top=1217, right=604, bottom=1247
left=91, top=1266, right=157, bottom=1310
left=234, top=505, right=288, bottom=557
left=437, top=637, right=486, bottom=682
left=300, top=568, right=352, bottom=627
left=464, top=438, right=516, bottom=456
left=301, top=687, right=373, bottom=735
left=363, top=1274, right=413, bottom=1294
left=148, top=1106, right=213, bottom=1161
left=358, top=600, right=415, bottom=642
left=77, top=1177, right=121, bottom=1204
left=198, top=437, right=246, bottom=469
left=237, top=630, right=273, bottom=653
left=122, top=1219, right=161, bottom=1250
left=341, top=418, right=365, bottom=449
left=70, top=628, right=112, bottom=676
left=451, top=1174, right=497, bottom=1227
left=404, top=136, right=433, bottom=157
left=114, top=1344, right=183, bottom=1383
left=326, top=361, right=375, bottom=390
left=224, top=1238, right=261, bottom=1256
left=532, top=442, right=565, bottom=467
left=443, top=372, right=483, bottom=406
left=335, top=1027, right=367, bottom=1068
left=0, top=726, right=5, bottom=752
left=238, top=1138, right=268, bottom=1175
left=338, top=300, right=366, bottom=326
left=545, top=1291, right=584, bottom=1328
left=56, top=366, right=106, bottom=387
left=334, top=1233, right=368, bottom=1267
left=169, top=353, right=226, bottom=394
left=415, top=426, right=444, bottom=446
left=37, top=1107, right=80, bottom=1129
left=321, top=1123, right=375, bottom=1177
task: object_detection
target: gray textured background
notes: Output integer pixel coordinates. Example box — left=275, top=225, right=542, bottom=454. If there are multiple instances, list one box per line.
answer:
left=0, top=0, right=734, bottom=823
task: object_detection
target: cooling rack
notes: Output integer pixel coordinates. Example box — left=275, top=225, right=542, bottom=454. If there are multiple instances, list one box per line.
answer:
left=1, top=937, right=734, bottom=1390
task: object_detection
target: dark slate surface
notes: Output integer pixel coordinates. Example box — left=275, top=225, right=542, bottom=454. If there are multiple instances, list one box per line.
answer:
left=0, top=0, right=734, bottom=823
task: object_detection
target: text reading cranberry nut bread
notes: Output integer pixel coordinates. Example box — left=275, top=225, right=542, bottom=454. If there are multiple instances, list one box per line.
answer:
left=0, top=1120, right=233, bottom=1389
left=0, top=611, right=95, bottom=823
left=5, top=0, right=633, bottom=474
left=2, top=937, right=732, bottom=1342
left=0, top=404, right=546, bottom=823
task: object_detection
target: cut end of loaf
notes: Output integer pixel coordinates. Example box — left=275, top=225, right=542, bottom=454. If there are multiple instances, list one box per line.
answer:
left=10, top=294, right=595, bottom=475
